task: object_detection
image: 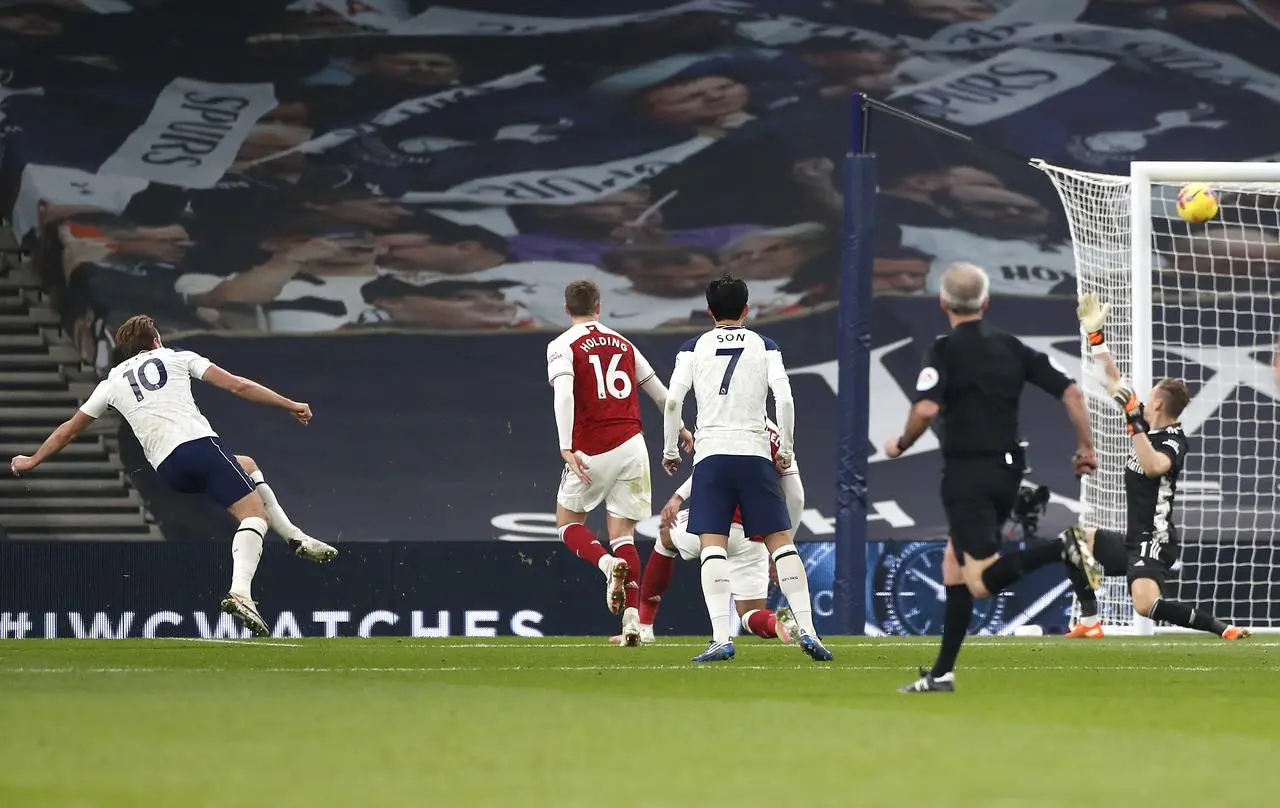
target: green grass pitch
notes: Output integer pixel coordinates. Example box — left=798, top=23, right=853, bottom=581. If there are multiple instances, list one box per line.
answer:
left=0, top=636, right=1275, bottom=808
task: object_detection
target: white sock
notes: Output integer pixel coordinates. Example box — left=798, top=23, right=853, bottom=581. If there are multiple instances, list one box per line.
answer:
left=699, top=546, right=733, bottom=644
left=249, top=470, right=302, bottom=541
left=773, top=545, right=817, bottom=636
left=230, top=517, right=268, bottom=599
left=1078, top=614, right=1101, bottom=626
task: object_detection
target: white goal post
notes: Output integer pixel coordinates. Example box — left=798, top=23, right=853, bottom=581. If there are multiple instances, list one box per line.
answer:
left=1035, top=159, right=1280, bottom=635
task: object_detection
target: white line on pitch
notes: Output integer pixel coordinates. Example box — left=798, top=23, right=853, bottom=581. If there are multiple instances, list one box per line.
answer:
left=1, top=664, right=1268, bottom=674
left=163, top=638, right=304, bottom=648
left=420, top=640, right=1280, bottom=650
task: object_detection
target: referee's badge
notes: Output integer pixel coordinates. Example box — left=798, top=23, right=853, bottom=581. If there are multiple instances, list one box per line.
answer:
left=916, top=367, right=939, bottom=392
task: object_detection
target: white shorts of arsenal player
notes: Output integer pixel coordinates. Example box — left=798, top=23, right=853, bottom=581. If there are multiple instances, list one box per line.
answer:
left=668, top=509, right=769, bottom=600
left=556, top=432, right=652, bottom=521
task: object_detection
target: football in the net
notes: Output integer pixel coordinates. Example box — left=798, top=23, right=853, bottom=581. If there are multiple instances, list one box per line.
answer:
left=1175, top=183, right=1219, bottom=224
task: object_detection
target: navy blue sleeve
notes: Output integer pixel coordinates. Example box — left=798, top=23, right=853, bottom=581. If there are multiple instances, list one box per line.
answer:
left=761, top=336, right=779, bottom=351
left=678, top=337, right=699, bottom=353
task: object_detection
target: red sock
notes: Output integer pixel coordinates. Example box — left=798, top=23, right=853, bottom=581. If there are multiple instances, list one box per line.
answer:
left=639, top=548, right=676, bottom=625
left=560, top=523, right=606, bottom=567
left=743, top=609, right=777, bottom=639
left=610, top=537, right=642, bottom=610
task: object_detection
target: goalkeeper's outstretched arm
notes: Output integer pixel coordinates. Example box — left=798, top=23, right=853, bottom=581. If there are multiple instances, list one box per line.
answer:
left=1080, top=293, right=1165, bottom=457
left=1078, top=293, right=1125, bottom=387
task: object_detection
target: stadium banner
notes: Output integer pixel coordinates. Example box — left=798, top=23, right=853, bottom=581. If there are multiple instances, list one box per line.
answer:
left=888, top=47, right=1274, bottom=172
left=394, top=1, right=744, bottom=37
left=864, top=540, right=1074, bottom=637
left=0, top=540, right=838, bottom=639
left=11, top=0, right=1280, bottom=356
left=297, top=63, right=719, bottom=203
left=1, top=78, right=278, bottom=188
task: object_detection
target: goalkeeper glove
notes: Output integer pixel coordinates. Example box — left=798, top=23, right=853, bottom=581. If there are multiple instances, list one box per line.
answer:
left=1077, top=293, right=1110, bottom=355
left=1109, top=378, right=1149, bottom=435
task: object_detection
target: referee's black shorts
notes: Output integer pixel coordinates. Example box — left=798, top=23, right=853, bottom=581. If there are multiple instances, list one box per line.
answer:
left=941, top=457, right=1022, bottom=564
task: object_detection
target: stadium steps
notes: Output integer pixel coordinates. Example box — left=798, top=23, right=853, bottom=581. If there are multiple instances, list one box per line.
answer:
left=0, top=440, right=106, bottom=457
left=0, top=478, right=129, bottom=493
left=0, top=263, right=41, bottom=291
left=0, top=371, right=69, bottom=388
left=19, top=460, right=121, bottom=477
left=0, top=495, right=142, bottom=513
left=4, top=528, right=163, bottom=541
left=0, top=265, right=160, bottom=541
left=0, top=512, right=161, bottom=541
left=0, top=389, right=78, bottom=404
left=0, top=406, right=82, bottom=425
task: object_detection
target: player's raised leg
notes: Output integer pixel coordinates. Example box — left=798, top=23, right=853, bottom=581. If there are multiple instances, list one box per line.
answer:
left=557, top=504, right=627, bottom=615
left=1062, top=527, right=1129, bottom=638
left=235, top=454, right=336, bottom=563
left=901, top=485, right=1099, bottom=693
left=553, top=439, right=631, bottom=617
left=1127, top=547, right=1250, bottom=640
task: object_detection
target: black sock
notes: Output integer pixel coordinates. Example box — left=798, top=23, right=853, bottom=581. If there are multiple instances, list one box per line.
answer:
left=1150, top=599, right=1229, bottom=637
left=930, top=584, right=972, bottom=678
left=1064, top=561, right=1098, bottom=617
left=980, top=540, right=1062, bottom=594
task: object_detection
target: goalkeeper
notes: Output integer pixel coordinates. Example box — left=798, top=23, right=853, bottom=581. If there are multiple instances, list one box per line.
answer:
left=1066, top=295, right=1250, bottom=640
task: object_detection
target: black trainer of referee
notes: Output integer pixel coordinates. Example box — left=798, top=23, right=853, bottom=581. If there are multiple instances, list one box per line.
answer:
left=883, top=262, right=1100, bottom=693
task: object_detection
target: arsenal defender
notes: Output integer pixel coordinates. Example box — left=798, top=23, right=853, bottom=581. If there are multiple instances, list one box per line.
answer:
left=546, top=280, right=691, bottom=645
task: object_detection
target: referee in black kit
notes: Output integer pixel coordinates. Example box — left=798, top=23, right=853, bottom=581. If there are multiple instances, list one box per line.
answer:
left=882, top=262, right=1103, bottom=693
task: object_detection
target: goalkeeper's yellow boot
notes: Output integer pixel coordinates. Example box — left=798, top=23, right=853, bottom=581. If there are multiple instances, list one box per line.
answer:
left=1222, top=626, right=1252, bottom=640
left=1065, top=620, right=1105, bottom=639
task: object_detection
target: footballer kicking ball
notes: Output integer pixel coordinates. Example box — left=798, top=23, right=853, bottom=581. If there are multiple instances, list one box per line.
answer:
left=1175, top=183, right=1219, bottom=224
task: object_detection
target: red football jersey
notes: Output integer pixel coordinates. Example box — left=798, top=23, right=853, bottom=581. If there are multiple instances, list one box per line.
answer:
left=547, top=322, right=655, bottom=456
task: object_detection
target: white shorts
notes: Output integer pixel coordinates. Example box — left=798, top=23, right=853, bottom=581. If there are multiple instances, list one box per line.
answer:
left=668, top=510, right=770, bottom=601
left=556, top=432, right=651, bottom=522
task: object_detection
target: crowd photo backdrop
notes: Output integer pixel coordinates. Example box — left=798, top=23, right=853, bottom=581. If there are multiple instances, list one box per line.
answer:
left=4, top=0, right=1280, bottom=635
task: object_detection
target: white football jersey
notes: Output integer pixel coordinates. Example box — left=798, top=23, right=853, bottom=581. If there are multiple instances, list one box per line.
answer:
left=79, top=348, right=218, bottom=468
left=668, top=326, right=786, bottom=463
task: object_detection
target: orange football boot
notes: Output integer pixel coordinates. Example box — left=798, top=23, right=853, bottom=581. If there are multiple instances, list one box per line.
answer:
left=1065, top=621, right=1105, bottom=639
left=1222, top=626, right=1252, bottom=640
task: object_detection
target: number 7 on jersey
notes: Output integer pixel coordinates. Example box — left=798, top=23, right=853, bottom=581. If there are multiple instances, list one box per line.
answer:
left=715, top=347, right=743, bottom=395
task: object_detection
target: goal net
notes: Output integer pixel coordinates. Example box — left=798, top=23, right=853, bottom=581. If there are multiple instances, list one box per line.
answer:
left=1036, top=160, right=1280, bottom=634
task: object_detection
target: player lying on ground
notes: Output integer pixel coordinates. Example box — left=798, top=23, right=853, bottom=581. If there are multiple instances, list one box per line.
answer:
left=547, top=280, right=693, bottom=646
left=884, top=263, right=1101, bottom=693
left=1063, top=295, right=1249, bottom=640
left=663, top=275, right=831, bottom=663
left=613, top=419, right=805, bottom=646
left=8, top=315, right=335, bottom=637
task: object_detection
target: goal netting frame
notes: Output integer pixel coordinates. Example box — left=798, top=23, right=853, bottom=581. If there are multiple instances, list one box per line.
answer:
left=1036, top=159, right=1280, bottom=635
